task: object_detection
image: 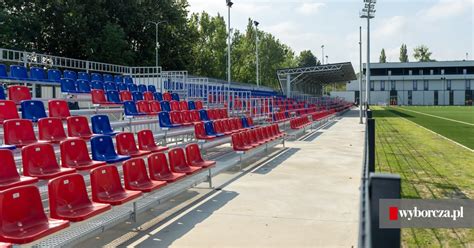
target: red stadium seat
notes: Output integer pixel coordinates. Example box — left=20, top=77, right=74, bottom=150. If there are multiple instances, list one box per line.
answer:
left=143, top=91, right=154, bottom=101
left=0, top=185, right=70, bottom=244
left=3, top=119, right=39, bottom=147
left=185, top=143, right=216, bottom=168
left=0, top=149, right=38, bottom=190
left=48, top=100, right=71, bottom=120
left=137, top=130, right=168, bottom=153
left=91, top=89, right=108, bottom=105
left=147, top=153, right=186, bottom=182
left=162, top=92, right=172, bottom=101
left=66, top=116, right=94, bottom=140
left=0, top=100, right=19, bottom=124
left=179, top=101, right=188, bottom=111
left=195, top=101, right=203, bottom=110
left=116, top=132, right=151, bottom=158
left=48, top=174, right=111, bottom=221
left=136, top=100, right=157, bottom=115
left=60, top=138, right=107, bottom=170
left=123, top=158, right=166, bottom=192
left=22, top=143, right=76, bottom=180
left=231, top=133, right=252, bottom=151
left=90, top=166, right=142, bottom=205
left=8, top=85, right=31, bottom=104
left=168, top=148, right=202, bottom=175
left=189, top=110, right=201, bottom=123
left=149, top=100, right=162, bottom=113
left=119, top=90, right=132, bottom=101
left=170, top=100, right=180, bottom=111
left=194, top=122, right=215, bottom=140
left=38, top=117, right=69, bottom=143
left=170, top=111, right=192, bottom=126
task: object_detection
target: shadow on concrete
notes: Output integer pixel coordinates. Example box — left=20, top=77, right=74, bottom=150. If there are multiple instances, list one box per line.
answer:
left=301, top=131, right=323, bottom=142
left=252, top=148, right=300, bottom=175
left=322, top=121, right=337, bottom=129
left=134, top=190, right=239, bottom=248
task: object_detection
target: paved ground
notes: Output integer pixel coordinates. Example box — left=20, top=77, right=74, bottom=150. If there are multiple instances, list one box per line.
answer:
left=122, top=110, right=365, bottom=248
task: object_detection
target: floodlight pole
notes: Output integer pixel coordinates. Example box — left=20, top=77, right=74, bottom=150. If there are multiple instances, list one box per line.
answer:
left=359, top=26, right=363, bottom=124
left=226, top=0, right=233, bottom=85
left=148, top=20, right=167, bottom=68
left=360, top=0, right=376, bottom=111
left=321, top=45, right=325, bottom=64
left=254, top=21, right=260, bottom=88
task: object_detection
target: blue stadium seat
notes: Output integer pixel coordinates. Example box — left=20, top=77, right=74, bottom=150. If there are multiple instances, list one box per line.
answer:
left=0, top=64, right=10, bottom=79
left=63, top=70, right=77, bottom=81
left=199, top=110, right=210, bottom=121
left=60, top=78, right=78, bottom=93
left=10, top=65, right=29, bottom=80
left=90, top=135, right=130, bottom=163
left=0, top=144, right=16, bottom=150
left=127, top=84, right=138, bottom=92
left=154, top=92, right=163, bottom=101
left=124, top=76, right=133, bottom=84
left=241, top=117, right=250, bottom=128
left=103, top=74, right=113, bottom=82
left=78, top=72, right=90, bottom=81
left=132, top=91, right=144, bottom=101
left=91, top=115, right=118, bottom=136
left=158, top=112, right=180, bottom=128
left=204, top=121, right=224, bottom=137
left=114, top=75, right=123, bottom=83
left=147, top=85, right=156, bottom=93
left=21, top=100, right=47, bottom=122
left=47, top=69, right=62, bottom=82
left=91, top=80, right=104, bottom=90
left=138, top=84, right=147, bottom=93
left=188, top=101, right=196, bottom=110
left=123, top=101, right=145, bottom=117
left=30, top=67, right=47, bottom=81
left=76, top=79, right=91, bottom=93
left=171, top=93, right=180, bottom=101
left=104, top=82, right=117, bottom=91
left=106, top=90, right=122, bottom=104
left=160, top=101, right=171, bottom=112
left=0, top=86, right=5, bottom=100
left=117, top=83, right=128, bottom=91
left=91, top=73, right=103, bottom=82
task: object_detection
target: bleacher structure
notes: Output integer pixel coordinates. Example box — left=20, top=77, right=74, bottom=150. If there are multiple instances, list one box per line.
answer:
left=0, top=48, right=353, bottom=247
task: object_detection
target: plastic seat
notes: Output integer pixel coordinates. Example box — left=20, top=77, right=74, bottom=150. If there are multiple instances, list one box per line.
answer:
left=22, top=143, right=76, bottom=180
left=103, top=74, right=113, bottom=82
left=123, top=158, right=166, bottom=192
left=231, top=133, right=252, bottom=151
left=91, top=89, right=113, bottom=105
left=20, top=100, right=47, bottom=122
left=0, top=149, right=38, bottom=190
left=137, top=101, right=157, bottom=115
left=48, top=100, right=71, bottom=119
left=168, top=148, right=202, bottom=175
left=90, top=81, right=104, bottom=90
left=117, top=83, right=128, bottom=91
left=137, top=130, right=168, bottom=153
left=147, top=153, right=186, bottom=182
left=0, top=185, right=70, bottom=244
left=91, top=73, right=103, bottom=82
left=171, top=93, right=180, bottom=101
left=60, top=78, right=77, bottom=93
left=199, top=110, right=210, bottom=121
left=90, top=166, right=142, bottom=205
left=204, top=121, right=224, bottom=137
left=76, top=79, right=91, bottom=93
left=124, top=76, right=133, bottom=84
left=188, top=101, right=196, bottom=110
left=47, top=69, right=62, bottom=82
left=163, top=92, right=172, bottom=101
left=3, top=119, right=39, bottom=147
left=195, top=101, right=204, bottom=110
left=104, top=82, right=117, bottom=91
left=90, top=135, right=130, bottom=163
left=0, top=64, right=9, bottom=79
left=159, top=112, right=180, bottom=128
left=60, top=138, right=107, bottom=170
left=120, top=90, right=133, bottom=101
left=160, top=101, right=171, bottom=112
left=207, top=109, right=217, bottom=120
left=63, top=70, right=77, bottom=80
left=66, top=116, right=94, bottom=140
left=189, top=110, right=201, bottom=123
left=153, top=92, right=163, bottom=101
left=123, top=101, right=145, bottom=117
left=106, top=90, right=122, bottom=104
left=38, top=117, right=69, bottom=143
left=149, top=100, right=162, bottom=113
left=0, top=100, right=19, bottom=124
left=170, top=111, right=192, bottom=126
left=78, top=72, right=90, bottom=81
left=194, top=122, right=215, bottom=140
left=116, top=132, right=151, bottom=158
left=147, top=85, right=156, bottom=93
left=91, top=115, right=117, bottom=136
left=0, top=86, right=4, bottom=100
left=185, top=143, right=216, bottom=168
left=143, top=91, right=154, bottom=101
left=8, top=85, right=31, bottom=104
left=138, top=84, right=147, bottom=93
left=114, top=75, right=123, bottom=83
left=132, top=91, right=144, bottom=101
left=30, top=67, right=46, bottom=81
left=127, top=84, right=138, bottom=92
left=9, top=65, right=29, bottom=80
left=170, top=101, right=180, bottom=111
left=48, top=174, right=111, bottom=221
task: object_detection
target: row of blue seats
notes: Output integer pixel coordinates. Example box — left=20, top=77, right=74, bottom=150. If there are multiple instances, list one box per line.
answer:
left=61, top=79, right=157, bottom=94
left=0, top=64, right=132, bottom=84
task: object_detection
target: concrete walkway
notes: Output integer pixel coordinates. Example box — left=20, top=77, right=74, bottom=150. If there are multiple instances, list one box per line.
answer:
left=129, top=110, right=365, bottom=248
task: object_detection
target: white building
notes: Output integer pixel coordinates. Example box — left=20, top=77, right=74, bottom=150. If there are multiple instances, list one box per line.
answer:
left=332, top=61, right=474, bottom=106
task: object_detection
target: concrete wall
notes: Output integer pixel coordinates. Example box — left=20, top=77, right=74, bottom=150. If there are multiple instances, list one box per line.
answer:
left=453, top=91, right=465, bottom=105
left=424, top=91, right=434, bottom=105
left=412, top=91, right=425, bottom=105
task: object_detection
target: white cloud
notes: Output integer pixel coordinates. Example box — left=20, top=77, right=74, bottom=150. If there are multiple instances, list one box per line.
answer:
left=420, top=0, right=473, bottom=20
left=296, top=3, right=326, bottom=15
left=374, top=16, right=408, bottom=37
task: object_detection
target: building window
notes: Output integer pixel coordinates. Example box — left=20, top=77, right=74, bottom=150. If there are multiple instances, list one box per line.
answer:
left=391, top=80, right=396, bottom=90
left=441, top=69, right=445, bottom=75
left=381, top=81, right=385, bottom=91
left=430, top=70, right=434, bottom=75
left=409, top=70, right=412, bottom=75
left=370, top=81, right=374, bottom=91
left=388, top=70, right=392, bottom=76
left=413, top=80, right=418, bottom=91
left=447, top=80, right=451, bottom=90
left=463, top=69, right=467, bottom=75
left=424, top=80, right=429, bottom=90
left=467, top=80, right=471, bottom=90
left=419, top=69, right=423, bottom=75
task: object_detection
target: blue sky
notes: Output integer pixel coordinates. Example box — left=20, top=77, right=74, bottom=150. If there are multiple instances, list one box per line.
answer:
left=187, top=0, right=473, bottom=71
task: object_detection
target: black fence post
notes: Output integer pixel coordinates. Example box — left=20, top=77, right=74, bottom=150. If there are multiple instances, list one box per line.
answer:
left=367, top=109, right=372, bottom=119
left=369, top=173, right=401, bottom=248
left=368, top=118, right=375, bottom=173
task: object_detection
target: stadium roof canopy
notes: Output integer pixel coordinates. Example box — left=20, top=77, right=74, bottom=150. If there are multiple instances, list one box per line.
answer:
left=276, top=62, right=357, bottom=97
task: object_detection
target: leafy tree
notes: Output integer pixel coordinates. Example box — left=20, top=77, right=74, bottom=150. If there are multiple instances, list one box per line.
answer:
left=297, top=50, right=319, bottom=67
left=413, top=45, right=433, bottom=62
left=399, top=44, right=409, bottom=62
left=379, top=48, right=386, bottom=63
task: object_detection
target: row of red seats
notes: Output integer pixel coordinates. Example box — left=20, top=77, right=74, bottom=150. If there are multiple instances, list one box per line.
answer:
left=231, top=124, right=285, bottom=151
left=194, top=117, right=252, bottom=140
left=290, top=116, right=312, bottom=130
left=0, top=99, right=74, bottom=124
left=0, top=144, right=214, bottom=244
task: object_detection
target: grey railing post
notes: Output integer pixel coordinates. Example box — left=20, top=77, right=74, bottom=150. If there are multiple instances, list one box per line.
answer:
left=369, top=173, right=401, bottom=248
left=367, top=118, right=375, bottom=173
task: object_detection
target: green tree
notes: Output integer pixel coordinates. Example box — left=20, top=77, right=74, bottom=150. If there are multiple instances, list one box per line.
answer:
left=379, top=48, right=387, bottom=63
left=413, top=45, right=434, bottom=62
left=297, top=50, right=319, bottom=67
left=399, top=44, right=409, bottom=62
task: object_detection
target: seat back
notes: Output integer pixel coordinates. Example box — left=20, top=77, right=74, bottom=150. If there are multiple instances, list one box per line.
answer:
left=123, top=158, right=152, bottom=187
left=60, top=78, right=78, bottom=94
left=103, top=74, right=113, bottom=82
left=0, top=64, right=7, bottom=78
left=169, top=111, right=183, bottom=124
left=90, top=135, right=119, bottom=161
left=185, top=143, right=204, bottom=164
left=38, top=117, right=67, bottom=141
left=189, top=110, right=201, bottom=122
left=171, top=93, right=180, bottom=101
left=194, top=122, right=207, bottom=139
left=116, top=132, right=140, bottom=155
left=78, top=72, right=90, bottom=81
left=160, top=101, right=171, bottom=112
left=188, top=101, right=196, bottom=110
left=124, top=76, right=133, bottom=84
left=91, top=89, right=107, bottom=104
left=114, top=75, right=123, bottom=83
left=106, top=90, right=121, bottom=104
left=181, top=110, right=192, bottom=123
left=66, top=116, right=93, bottom=138
left=127, top=84, right=138, bottom=92
left=143, top=92, right=154, bottom=101
left=204, top=121, right=217, bottom=136
left=117, top=83, right=128, bottom=91
left=163, top=92, right=172, bottom=101
left=153, top=92, right=163, bottom=101
left=207, top=109, right=218, bottom=120
left=137, top=130, right=157, bottom=150
left=247, top=117, right=254, bottom=126
left=105, top=82, right=117, bottom=92
left=90, top=166, right=126, bottom=201
left=91, top=73, right=103, bottom=82
left=63, top=70, right=77, bottom=80
left=48, top=100, right=71, bottom=119
left=132, top=91, right=144, bottom=101
left=138, top=84, right=147, bottom=93
left=168, top=147, right=188, bottom=169
left=120, top=90, right=132, bottom=101
left=147, top=85, right=156, bottom=93
left=137, top=101, right=152, bottom=114
left=30, top=67, right=46, bottom=81
left=0, top=86, right=5, bottom=100
left=76, top=79, right=91, bottom=93
left=199, top=110, right=209, bottom=121
left=91, top=81, right=104, bottom=90
left=231, top=133, right=244, bottom=149
left=123, top=101, right=140, bottom=116
left=0, top=100, right=19, bottom=123
left=10, top=65, right=28, bottom=79
left=158, top=111, right=173, bottom=128
left=195, top=101, right=204, bottom=110
left=91, top=115, right=114, bottom=135
left=0, top=149, right=21, bottom=184
left=20, top=100, right=47, bottom=122
left=8, top=85, right=31, bottom=104
left=241, top=117, right=249, bottom=128
left=3, top=119, right=37, bottom=146
left=21, top=143, right=61, bottom=177
left=60, top=138, right=94, bottom=167
left=170, top=101, right=180, bottom=111
left=149, top=100, right=162, bottom=113
left=147, top=153, right=172, bottom=178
